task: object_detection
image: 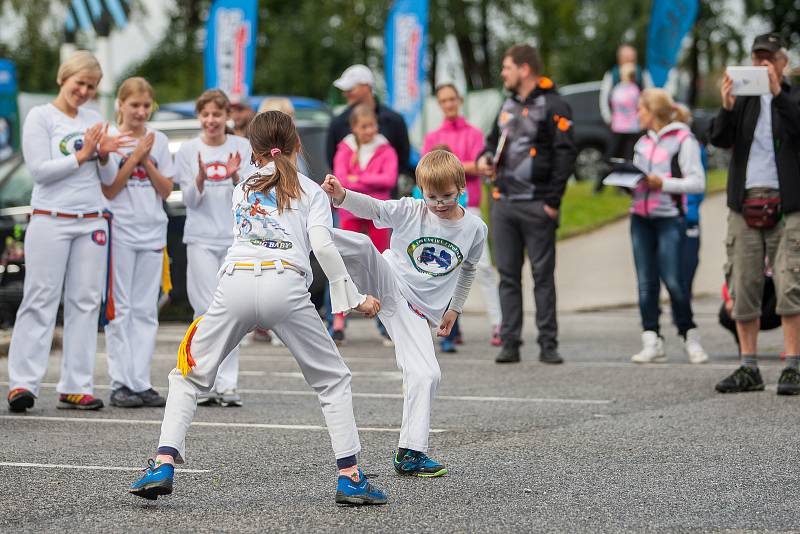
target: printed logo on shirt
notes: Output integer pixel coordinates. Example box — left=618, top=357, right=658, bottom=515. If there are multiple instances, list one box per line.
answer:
left=205, top=161, right=231, bottom=183
left=406, top=237, right=463, bottom=277
left=119, top=155, right=158, bottom=186
left=91, top=230, right=107, bottom=246
left=59, top=132, right=86, bottom=156
left=234, top=190, right=293, bottom=250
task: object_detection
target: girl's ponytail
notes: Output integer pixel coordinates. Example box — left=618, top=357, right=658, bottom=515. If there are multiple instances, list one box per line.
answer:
left=245, top=111, right=302, bottom=213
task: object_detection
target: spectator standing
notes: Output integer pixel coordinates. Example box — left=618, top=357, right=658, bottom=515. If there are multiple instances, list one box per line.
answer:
left=627, top=89, right=709, bottom=364
left=709, top=33, right=800, bottom=395
left=477, top=44, right=577, bottom=364
left=326, top=65, right=411, bottom=178
left=423, top=83, right=502, bottom=347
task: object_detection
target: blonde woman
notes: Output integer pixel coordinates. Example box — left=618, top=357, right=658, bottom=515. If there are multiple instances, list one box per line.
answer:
left=7, top=51, right=131, bottom=412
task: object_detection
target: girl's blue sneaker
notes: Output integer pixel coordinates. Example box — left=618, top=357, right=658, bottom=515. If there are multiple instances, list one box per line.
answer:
left=129, top=459, right=174, bottom=500
left=335, top=468, right=387, bottom=505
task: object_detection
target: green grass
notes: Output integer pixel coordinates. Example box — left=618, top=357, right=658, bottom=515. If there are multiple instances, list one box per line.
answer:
left=556, top=169, right=727, bottom=240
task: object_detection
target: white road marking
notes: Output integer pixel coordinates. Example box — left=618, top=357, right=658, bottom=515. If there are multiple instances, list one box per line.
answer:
left=0, top=382, right=612, bottom=405
left=0, top=415, right=446, bottom=433
left=0, top=461, right=208, bottom=473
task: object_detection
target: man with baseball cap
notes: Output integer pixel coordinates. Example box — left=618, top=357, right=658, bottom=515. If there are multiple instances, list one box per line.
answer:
left=229, top=94, right=256, bottom=137
left=709, top=33, right=800, bottom=395
left=326, top=64, right=411, bottom=176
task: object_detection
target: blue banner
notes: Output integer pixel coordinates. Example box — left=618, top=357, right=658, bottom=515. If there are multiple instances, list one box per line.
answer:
left=0, top=59, right=17, bottom=156
left=204, top=0, right=258, bottom=99
left=646, top=0, right=699, bottom=87
left=385, top=0, right=429, bottom=129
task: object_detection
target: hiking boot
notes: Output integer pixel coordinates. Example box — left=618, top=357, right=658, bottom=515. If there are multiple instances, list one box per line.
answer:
left=110, top=386, right=144, bottom=408
left=715, top=366, right=765, bottom=393
left=540, top=347, right=563, bottom=364
left=777, top=367, right=800, bottom=396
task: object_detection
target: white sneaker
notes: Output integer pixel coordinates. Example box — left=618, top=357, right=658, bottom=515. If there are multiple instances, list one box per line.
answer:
left=684, top=328, right=709, bottom=364
left=631, top=331, right=666, bottom=363
left=270, top=333, right=284, bottom=347
left=219, top=389, right=243, bottom=407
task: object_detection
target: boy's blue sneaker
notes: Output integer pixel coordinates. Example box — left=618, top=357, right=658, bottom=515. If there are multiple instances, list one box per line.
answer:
left=129, top=459, right=174, bottom=500
left=335, top=468, right=387, bottom=505
left=393, top=450, right=448, bottom=477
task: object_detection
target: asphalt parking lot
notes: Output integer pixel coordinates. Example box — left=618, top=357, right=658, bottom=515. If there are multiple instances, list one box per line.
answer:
left=2, top=297, right=798, bottom=533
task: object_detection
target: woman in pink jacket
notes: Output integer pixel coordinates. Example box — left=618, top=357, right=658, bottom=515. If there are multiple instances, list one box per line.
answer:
left=332, top=104, right=398, bottom=345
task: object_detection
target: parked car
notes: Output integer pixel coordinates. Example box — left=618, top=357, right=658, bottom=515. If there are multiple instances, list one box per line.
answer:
left=560, top=81, right=721, bottom=183
left=0, top=107, right=332, bottom=325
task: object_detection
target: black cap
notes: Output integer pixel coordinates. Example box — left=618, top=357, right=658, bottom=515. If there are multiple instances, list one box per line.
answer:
left=752, top=33, right=786, bottom=53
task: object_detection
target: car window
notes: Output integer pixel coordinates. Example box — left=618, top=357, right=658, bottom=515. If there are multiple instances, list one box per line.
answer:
left=0, top=160, right=33, bottom=209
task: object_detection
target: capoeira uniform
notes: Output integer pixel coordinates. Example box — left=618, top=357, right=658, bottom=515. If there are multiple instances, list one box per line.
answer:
left=159, top=173, right=366, bottom=463
left=104, top=128, right=174, bottom=393
left=332, top=191, right=487, bottom=452
left=175, top=135, right=253, bottom=394
left=8, top=104, right=114, bottom=396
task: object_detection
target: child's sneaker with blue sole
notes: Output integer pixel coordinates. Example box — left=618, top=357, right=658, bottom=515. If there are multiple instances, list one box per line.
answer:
left=129, top=459, right=174, bottom=500
left=393, top=449, right=448, bottom=477
left=335, top=467, right=387, bottom=505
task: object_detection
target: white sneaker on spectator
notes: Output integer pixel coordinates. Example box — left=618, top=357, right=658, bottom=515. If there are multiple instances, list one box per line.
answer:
left=684, top=328, right=709, bottom=364
left=270, top=333, right=284, bottom=347
left=631, top=331, right=666, bottom=363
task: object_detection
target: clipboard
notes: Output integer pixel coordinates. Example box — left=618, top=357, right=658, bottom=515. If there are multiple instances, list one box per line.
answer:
left=602, top=159, right=645, bottom=189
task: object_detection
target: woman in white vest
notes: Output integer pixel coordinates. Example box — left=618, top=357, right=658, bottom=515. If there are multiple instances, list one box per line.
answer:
left=7, top=50, right=131, bottom=412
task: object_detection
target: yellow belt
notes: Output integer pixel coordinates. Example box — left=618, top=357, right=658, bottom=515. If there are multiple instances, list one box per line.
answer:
left=230, top=260, right=304, bottom=276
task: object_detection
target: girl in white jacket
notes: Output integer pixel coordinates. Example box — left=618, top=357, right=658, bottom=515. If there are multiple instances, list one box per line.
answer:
left=129, top=110, right=387, bottom=506
left=174, top=89, right=253, bottom=407
left=103, top=77, right=175, bottom=408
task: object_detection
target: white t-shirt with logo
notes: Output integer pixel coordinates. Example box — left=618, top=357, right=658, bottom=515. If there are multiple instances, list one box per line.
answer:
left=106, top=127, right=174, bottom=249
left=22, top=103, right=114, bottom=212
left=176, top=135, right=254, bottom=248
left=224, top=173, right=332, bottom=287
left=370, top=197, right=487, bottom=322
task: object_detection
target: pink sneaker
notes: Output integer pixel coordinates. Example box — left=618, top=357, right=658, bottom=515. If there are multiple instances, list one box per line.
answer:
left=490, top=326, right=502, bottom=347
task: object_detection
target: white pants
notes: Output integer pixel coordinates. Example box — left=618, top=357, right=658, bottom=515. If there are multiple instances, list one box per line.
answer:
left=468, top=207, right=502, bottom=327
left=159, top=267, right=361, bottom=463
left=105, top=243, right=162, bottom=392
left=8, top=215, right=107, bottom=396
left=334, top=230, right=441, bottom=452
left=186, top=244, right=239, bottom=392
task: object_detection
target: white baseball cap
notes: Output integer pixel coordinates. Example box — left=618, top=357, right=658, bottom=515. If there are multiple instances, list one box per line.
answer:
left=333, top=64, right=375, bottom=91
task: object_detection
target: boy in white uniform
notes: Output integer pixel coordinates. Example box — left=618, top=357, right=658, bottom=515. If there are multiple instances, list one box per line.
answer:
left=323, top=150, right=488, bottom=476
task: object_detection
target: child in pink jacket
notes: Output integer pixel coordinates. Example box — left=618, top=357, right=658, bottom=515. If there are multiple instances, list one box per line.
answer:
left=333, top=104, right=398, bottom=252
left=332, top=104, right=398, bottom=345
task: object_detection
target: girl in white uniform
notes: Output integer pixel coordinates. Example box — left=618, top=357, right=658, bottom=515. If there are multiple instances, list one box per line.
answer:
left=175, top=89, right=252, bottom=407
left=103, top=77, right=175, bottom=408
left=6, top=51, right=131, bottom=412
left=129, top=111, right=387, bottom=506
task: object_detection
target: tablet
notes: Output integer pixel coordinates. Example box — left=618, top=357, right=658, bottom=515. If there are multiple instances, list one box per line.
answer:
left=727, top=66, right=770, bottom=96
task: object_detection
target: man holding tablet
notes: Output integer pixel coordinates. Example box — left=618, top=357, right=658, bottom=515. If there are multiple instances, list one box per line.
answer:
left=709, top=33, right=800, bottom=396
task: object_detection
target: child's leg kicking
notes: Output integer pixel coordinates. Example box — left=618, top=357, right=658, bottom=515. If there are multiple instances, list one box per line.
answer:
left=380, top=299, right=447, bottom=477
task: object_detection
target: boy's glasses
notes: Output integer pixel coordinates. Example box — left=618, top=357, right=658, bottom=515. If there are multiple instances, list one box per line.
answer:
left=424, top=197, right=459, bottom=207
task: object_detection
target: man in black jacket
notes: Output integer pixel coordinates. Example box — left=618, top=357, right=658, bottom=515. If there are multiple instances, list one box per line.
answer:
left=709, top=33, right=800, bottom=395
left=477, top=44, right=577, bottom=364
left=325, top=64, right=411, bottom=176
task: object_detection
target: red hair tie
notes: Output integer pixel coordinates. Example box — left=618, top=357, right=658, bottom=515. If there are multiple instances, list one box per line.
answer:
left=270, top=148, right=282, bottom=157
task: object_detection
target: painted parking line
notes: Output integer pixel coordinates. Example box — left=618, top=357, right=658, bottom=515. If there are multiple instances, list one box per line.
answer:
left=0, top=415, right=446, bottom=433
left=0, top=382, right=612, bottom=405
left=0, top=461, right=208, bottom=473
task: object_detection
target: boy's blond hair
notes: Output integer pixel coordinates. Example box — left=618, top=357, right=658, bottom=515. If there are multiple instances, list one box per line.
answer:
left=416, top=149, right=466, bottom=192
